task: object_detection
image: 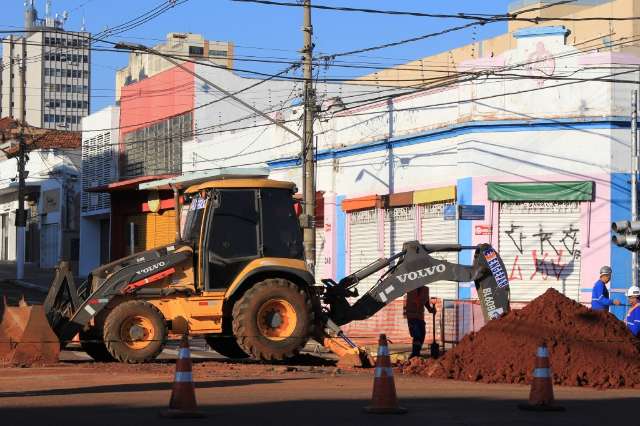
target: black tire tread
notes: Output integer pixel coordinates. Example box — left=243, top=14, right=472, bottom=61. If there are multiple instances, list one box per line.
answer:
left=232, top=278, right=313, bottom=361
left=103, top=300, right=167, bottom=363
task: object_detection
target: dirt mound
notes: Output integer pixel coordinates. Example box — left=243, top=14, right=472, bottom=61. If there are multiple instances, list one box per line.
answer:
left=402, top=288, right=640, bottom=388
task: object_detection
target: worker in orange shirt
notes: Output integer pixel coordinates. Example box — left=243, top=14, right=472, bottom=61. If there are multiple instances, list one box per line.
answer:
left=403, top=286, right=436, bottom=358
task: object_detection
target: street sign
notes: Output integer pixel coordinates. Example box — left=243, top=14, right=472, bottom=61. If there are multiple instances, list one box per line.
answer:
left=459, top=205, right=485, bottom=220
left=475, top=224, right=492, bottom=235
left=443, top=205, right=456, bottom=220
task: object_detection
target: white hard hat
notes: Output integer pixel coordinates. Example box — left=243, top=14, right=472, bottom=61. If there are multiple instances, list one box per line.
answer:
left=627, top=286, right=640, bottom=297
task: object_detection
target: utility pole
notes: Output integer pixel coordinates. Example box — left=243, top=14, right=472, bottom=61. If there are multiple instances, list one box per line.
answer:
left=15, top=49, right=27, bottom=280
left=301, top=0, right=316, bottom=272
left=632, top=90, right=639, bottom=288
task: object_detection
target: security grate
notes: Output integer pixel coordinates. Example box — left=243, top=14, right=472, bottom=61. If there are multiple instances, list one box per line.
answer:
left=121, top=112, right=191, bottom=178
left=81, top=131, right=117, bottom=213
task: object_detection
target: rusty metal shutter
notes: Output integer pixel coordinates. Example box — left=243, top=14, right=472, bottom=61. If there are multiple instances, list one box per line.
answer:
left=498, top=201, right=581, bottom=302
left=349, top=209, right=380, bottom=299
left=420, top=202, right=458, bottom=300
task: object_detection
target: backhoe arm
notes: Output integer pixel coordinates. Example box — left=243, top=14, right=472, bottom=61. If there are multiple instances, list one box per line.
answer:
left=324, top=241, right=511, bottom=326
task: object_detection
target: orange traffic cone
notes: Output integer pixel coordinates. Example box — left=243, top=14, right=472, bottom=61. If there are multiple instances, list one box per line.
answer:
left=364, top=334, right=407, bottom=415
left=518, top=343, right=564, bottom=412
left=160, top=334, right=205, bottom=418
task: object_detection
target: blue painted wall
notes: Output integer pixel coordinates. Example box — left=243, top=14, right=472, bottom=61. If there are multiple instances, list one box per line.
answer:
left=610, top=173, right=632, bottom=320
left=457, top=177, right=473, bottom=299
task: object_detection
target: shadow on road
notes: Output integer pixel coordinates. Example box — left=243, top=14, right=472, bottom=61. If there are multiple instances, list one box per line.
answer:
left=0, top=397, right=638, bottom=426
left=0, top=378, right=304, bottom=398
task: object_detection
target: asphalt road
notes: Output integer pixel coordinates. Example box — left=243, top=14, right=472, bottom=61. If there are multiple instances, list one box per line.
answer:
left=0, top=360, right=638, bottom=426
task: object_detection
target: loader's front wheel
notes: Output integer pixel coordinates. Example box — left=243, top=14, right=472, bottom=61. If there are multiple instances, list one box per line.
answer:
left=103, top=301, right=167, bottom=363
left=232, top=278, right=312, bottom=361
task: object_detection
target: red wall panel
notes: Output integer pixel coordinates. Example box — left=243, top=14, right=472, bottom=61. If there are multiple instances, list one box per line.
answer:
left=119, top=62, right=195, bottom=137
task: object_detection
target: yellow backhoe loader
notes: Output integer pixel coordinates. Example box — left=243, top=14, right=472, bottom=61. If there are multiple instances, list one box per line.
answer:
left=0, top=171, right=511, bottom=365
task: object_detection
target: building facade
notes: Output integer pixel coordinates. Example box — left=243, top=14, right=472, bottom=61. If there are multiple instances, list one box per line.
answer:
left=0, top=1, right=91, bottom=131
left=0, top=118, right=81, bottom=269
left=259, top=26, right=636, bottom=340
left=114, top=32, right=234, bottom=102
left=78, top=106, right=119, bottom=276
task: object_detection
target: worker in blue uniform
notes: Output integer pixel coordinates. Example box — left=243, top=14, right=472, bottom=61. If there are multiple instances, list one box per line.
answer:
left=591, top=266, right=620, bottom=311
left=625, top=286, right=640, bottom=337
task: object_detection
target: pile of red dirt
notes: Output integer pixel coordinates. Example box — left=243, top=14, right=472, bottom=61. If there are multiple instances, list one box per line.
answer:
left=402, top=288, right=640, bottom=389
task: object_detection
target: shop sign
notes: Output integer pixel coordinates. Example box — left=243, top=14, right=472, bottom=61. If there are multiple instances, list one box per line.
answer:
left=475, top=224, right=492, bottom=236
left=458, top=204, right=485, bottom=220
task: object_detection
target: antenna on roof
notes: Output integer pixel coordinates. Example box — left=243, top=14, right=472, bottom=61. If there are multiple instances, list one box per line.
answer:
left=80, top=15, right=86, bottom=32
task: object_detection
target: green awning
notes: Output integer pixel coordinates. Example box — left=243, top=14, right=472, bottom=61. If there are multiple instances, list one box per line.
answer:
left=487, top=181, right=594, bottom=202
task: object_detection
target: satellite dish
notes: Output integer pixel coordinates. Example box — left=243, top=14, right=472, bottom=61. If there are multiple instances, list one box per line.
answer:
left=62, top=11, right=69, bottom=21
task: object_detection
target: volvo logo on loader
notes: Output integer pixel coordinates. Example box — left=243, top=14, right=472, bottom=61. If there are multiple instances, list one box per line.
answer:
left=135, top=261, right=166, bottom=276
left=396, top=264, right=446, bottom=284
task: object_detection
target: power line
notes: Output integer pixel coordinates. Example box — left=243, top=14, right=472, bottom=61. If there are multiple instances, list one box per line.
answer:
left=331, top=33, right=640, bottom=112
left=331, top=68, right=639, bottom=120
left=230, top=0, right=576, bottom=21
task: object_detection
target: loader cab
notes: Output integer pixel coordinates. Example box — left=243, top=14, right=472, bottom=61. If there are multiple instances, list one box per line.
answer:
left=183, top=179, right=304, bottom=292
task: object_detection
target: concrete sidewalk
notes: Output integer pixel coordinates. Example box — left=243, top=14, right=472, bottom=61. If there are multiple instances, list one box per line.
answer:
left=0, top=261, right=56, bottom=292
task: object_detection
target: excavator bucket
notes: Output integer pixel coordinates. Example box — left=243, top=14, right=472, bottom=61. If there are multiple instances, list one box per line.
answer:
left=0, top=296, right=60, bottom=366
left=323, top=335, right=374, bottom=368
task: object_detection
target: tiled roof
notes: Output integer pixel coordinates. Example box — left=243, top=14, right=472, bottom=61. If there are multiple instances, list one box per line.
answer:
left=0, top=117, right=81, bottom=158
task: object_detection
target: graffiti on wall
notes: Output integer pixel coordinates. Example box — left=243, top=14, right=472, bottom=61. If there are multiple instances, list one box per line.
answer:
left=503, top=223, right=580, bottom=283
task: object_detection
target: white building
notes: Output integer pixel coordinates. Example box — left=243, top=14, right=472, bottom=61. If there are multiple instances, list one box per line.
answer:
left=0, top=117, right=81, bottom=269
left=78, top=106, right=119, bottom=276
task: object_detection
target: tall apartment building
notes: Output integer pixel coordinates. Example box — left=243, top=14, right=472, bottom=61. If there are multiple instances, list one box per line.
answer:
left=0, top=1, right=90, bottom=131
left=115, top=32, right=233, bottom=102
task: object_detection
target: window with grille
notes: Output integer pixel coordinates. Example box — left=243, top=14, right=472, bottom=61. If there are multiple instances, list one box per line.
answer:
left=81, top=131, right=117, bottom=213
left=120, top=111, right=192, bottom=178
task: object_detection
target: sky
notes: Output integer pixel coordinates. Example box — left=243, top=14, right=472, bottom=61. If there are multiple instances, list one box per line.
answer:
left=1, top=0, right=516, bottom=112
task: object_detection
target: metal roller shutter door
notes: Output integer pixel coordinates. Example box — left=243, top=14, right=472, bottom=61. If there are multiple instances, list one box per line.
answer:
left=383, top=207, right=416, bottom=258
left=349, top=209, right=380, bottom=299
left=420, top=202, right=458, bottom=300
left=147, top=210, right=176, bottom=249
left=498, top=201, right=581, bottom=302
left=314, top=229, right=325, bottom=280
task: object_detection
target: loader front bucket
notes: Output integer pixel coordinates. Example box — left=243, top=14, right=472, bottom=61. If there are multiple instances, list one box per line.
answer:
left=0, top=297, right=59, bottom=366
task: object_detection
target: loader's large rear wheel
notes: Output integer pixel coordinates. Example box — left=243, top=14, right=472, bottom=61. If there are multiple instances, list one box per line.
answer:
left=204, top=334, right=249, bottom=359
left=103, top=301, right=167, bottom=363
left=232, top=278, right=312, bottom=361
left=79, top=328, right=114, bottom=362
